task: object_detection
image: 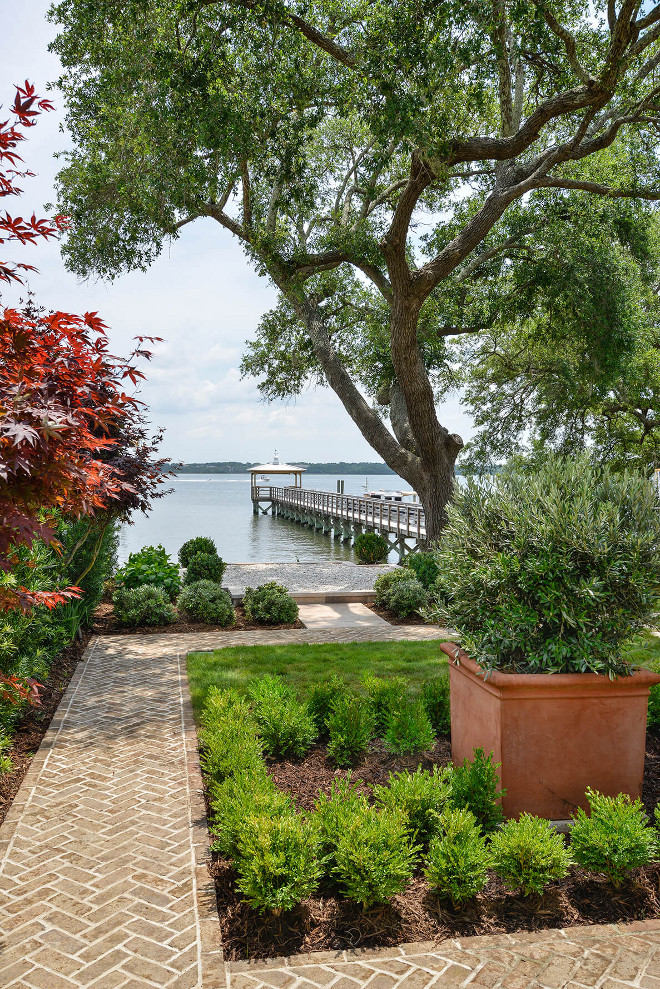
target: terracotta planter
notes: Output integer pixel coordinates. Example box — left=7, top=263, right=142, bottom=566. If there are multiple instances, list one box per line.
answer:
left=440, top=642, right=660, bottom=820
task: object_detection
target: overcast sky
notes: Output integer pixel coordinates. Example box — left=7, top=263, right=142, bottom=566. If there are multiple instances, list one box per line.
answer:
left=2, top=1, right=474, bottom=465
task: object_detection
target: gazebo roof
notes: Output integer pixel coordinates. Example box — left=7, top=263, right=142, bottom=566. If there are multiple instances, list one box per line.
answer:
left=248, top=452, right=306, bottom=474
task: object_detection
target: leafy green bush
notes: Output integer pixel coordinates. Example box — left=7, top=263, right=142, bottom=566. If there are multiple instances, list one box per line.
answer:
left=649, top=684, right=660, bottom=727
left=570, top=789, right=656, bottom=885
left=405, top=551, right=441, bottom=589
left=184, top=551, right=227, bottom=585
left=354, top=532, right=389, bottom=563
left=374, top=766, right=451, bottom=846
left=374, top=568, right=410, bottom=606
left=490, top=814, right=573, bottom=896
left=210, top=771, right=294, bottom=858
left=247, top=675, right=317, bottom=757
left=179, top=536, right=218, bottom=568
left=383, top=699, right=436, bottom=755
left=447, top=749, right=504, bottom=833
left=421, top=675, right=450, bottom=733
left=200, top=688, right=264, bottom=783
left=177, top=581, right=235, bottom=625
left=425, top=807, right=492, bottom=905
left=234, top=812, right=323, bottom=914
left=386, top=578, right=429, bottom=618
left=114, top=544, right=182, bottom=600
left=0, top=732, right=14, bottom=775
left=314, top=774, right=370, bottom=865
left=425, top=454, right=660, bottom=676
left=308, top=674, right=351, bottom=734
left=327, top=693, right=375, bottom=766
left=243, top=582, right=299, bottom=624
left=361, top=673, right=407, bottom=732
left=112, top=585, right=177, bottom=627
left=333, top=807, right=419, bottom=906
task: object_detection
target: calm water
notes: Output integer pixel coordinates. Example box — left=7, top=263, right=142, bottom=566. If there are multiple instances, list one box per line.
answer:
left=117, top=473, right=410, bottom=565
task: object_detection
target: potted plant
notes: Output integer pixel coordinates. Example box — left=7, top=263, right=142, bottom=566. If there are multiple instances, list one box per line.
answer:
left=426, top=454, right=660, bottom=820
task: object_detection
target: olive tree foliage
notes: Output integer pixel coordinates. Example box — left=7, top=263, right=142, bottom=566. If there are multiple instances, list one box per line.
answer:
left=49, top=0, right=660, bottom=538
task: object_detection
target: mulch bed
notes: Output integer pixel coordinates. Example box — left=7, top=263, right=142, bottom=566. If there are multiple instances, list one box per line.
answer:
left=368, top=603, right=431, bottom=626
left=91, top=601, right=304, bottom=636
left=0, top=630, right=91, bottom=828
left=210, top=728, right=660, bottom=960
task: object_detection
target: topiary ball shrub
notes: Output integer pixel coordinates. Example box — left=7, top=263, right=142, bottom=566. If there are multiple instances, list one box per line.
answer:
left=425, top=807, right=492, bottom=906
left=177, top=580, right=235, bottom=625
left=374, top=567, right=410, bottom=606
left=425, top=453, right=660, bottom=676
left=184, top=551, right=227, bottom=585
left=114, top=544, right=181, bottom=600
left=354, top=532, right=389, bottom=564
left=405, top=551, right=441, bottom=589
left=570, top=788, right=657, bottom=886
left=490, top=813, right=573, bottom=896
left=243, top=581, right=299, bottom=624
left=385, top=577, right=429, bottom=618
left=112, top=585, right=177, bottom=627
left=179, top=536, right=218, bottom=568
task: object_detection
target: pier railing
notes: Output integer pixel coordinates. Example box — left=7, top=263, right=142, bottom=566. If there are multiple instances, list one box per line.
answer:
left=260, top=485, right=426, bottom=538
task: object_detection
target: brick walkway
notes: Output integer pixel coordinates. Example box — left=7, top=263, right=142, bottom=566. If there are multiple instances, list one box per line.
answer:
left=1, top=627, right=660, bottom=988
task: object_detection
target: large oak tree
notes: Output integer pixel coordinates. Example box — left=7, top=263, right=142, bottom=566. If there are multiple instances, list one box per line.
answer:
left=50, top=0, right=660, bottom=537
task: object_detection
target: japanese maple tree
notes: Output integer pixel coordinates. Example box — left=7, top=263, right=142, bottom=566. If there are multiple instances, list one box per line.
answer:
left=0, top=84, right=164, bottom=664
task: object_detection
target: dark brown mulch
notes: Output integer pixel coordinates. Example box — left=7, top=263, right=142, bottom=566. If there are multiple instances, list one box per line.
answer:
left=368, top=603, right=434, bottom=627
left=91, top=601, right=304, bottom=636
left=212, top=860, right=660, bottom=961
left=0, top=630, right=91, bottom=827
left=210, top=730, right=660, bottom=960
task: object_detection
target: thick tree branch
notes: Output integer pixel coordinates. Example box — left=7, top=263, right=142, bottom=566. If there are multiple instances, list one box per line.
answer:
left=536, top=177, right=660, bottom=199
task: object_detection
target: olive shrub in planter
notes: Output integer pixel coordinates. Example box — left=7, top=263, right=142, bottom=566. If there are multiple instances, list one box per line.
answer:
left=426, top=454, right=660, bottom=819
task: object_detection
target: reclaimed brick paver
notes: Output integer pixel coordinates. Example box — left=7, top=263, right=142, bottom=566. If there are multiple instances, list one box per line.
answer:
left=0, top=634, right=217, bottom=988
left=3, top=626, right=660, bottom=989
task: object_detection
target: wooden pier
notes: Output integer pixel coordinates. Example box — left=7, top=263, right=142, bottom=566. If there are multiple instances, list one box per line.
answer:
left=252, top=485, right=427, bottom=559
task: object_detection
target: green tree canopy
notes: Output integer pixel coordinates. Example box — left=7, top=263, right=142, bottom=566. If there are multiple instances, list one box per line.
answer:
left=49, top=0, right=660, bottom=536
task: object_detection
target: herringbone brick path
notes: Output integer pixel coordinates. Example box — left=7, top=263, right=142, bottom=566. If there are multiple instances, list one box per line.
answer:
left=226, top=922, right=660, bottom=989
left=0, top=635, right=220, bottom=988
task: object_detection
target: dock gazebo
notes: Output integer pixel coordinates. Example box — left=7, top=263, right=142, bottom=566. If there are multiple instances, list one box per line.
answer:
left=249, top=453, right=306, bottom=513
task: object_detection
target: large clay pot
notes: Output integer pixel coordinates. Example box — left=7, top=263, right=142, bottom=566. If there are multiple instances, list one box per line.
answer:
left=441, top=642, right=660, bottom=820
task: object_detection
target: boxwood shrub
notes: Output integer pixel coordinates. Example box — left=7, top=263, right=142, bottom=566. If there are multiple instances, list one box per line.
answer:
left=425, top=807, right=492, bottom=905
left=184, top=551, right=227, bottom=585
left=570, top=788, right=657, bottom=885
left=112, top=585, right=177, bottom=627
left=177, top=580, right=235, bottom=625
left=354, top=532, right=389, bottom=563
left=243, top=582, right=299, bottom=624
left=179, top=536, right=218, bottom=568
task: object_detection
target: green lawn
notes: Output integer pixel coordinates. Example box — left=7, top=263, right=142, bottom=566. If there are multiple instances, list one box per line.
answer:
left=186, top=632, right=660, bottom=724
left=186, top=640, right=448, bottom=722
left=623, top=632, right=660, bottom=669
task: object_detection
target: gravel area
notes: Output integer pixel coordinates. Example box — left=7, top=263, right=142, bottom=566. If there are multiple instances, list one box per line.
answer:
left=224, top=561, right=396, bottom=594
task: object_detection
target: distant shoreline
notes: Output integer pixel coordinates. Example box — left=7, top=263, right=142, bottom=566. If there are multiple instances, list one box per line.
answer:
left=167, top=461, right=398, bottom=475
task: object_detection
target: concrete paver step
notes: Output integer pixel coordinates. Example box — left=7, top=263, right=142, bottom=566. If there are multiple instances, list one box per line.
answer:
left=298, top=602, right=391, bottom=629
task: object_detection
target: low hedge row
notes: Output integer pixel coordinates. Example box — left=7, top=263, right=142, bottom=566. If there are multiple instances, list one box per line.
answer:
left=202, top=684, right=660, bottom=915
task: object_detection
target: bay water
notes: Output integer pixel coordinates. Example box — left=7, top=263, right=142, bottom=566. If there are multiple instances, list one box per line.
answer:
left=117, top=473, right=409, bottom=565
